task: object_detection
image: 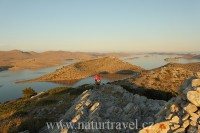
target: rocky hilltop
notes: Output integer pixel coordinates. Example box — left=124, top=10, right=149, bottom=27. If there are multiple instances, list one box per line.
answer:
left=40, top=73, right=200, bottom=133
left=20, top=57, right=143, bottom=82
left=1, top=73, right=200, bottom=133
left=167, top=62, right=200, bottom=72
left=140, top=73, right=200, bottom=133
left=114, top=63, right=198, bottom=96
left=41, top=84, right=166, bottom=133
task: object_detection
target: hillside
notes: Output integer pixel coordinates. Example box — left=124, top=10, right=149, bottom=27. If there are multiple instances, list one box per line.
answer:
left=112, top=63, right=200, bottom=96
left=0, top=50, right=130, bottom=71
left=140, top=74, right=200, bottom=133
left=44, top=85, right=166, bottom=133
left=1, top=72, right=200, bottom=132
left=193, top=54, right=200, bottom=59
left=19, top=56, right=143, bottom=83
left=167, top=62, right=200, bottom=72
left=0, top=84, right=166, bottom=133
left=0, top=86, right=89, bottom=133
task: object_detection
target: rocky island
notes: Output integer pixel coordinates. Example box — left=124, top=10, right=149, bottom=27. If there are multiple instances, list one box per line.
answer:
left=1, top=55, right=200, bottom=133
left=0, top=66, right=13, bottom=72
left=17, top=56, right=143, bottom=83
left=164, top=57, right=182, bottom=62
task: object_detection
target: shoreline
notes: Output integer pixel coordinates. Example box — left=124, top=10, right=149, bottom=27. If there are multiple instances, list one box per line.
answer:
left=15, top=57, right=143, bottom=84
left=15, top=73, right=135, bottom=85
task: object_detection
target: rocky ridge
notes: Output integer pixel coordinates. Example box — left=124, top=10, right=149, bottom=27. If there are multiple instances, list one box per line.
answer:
left=167, top=62, right=200, bottom=73
left=139, top=73, right=200, bottom=133
left=43, top=84, right=166, bottom=133
left=122, top=64, right=195, bottom=96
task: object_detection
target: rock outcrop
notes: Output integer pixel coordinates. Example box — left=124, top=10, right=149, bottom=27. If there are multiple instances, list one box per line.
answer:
left=168, top=62, right=200, bottom=73
left=123, top=65, right=195, bottom=96
left=45, top=85, right=166, bottom=133
left=139, top=73, right=200, bottom=133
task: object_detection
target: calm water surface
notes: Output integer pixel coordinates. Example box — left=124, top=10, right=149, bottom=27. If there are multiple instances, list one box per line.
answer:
left=0, top=55, right=199, bottom=102
left=121, top=54, right=200, bottom=70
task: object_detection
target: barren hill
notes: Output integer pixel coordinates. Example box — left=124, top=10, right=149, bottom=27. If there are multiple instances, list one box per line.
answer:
left=113, top=63, right=200, bottom=96
left=193, top=54, right=200, bottom=59
left=0, top=50, right=94, bottom=70
left=167, top=62, right=200, bottom=72
left=0, top=50, right=130, bottom=70
left=20, top=56, right=143, bottom=82
left=140, top=74, right=200, bottom=133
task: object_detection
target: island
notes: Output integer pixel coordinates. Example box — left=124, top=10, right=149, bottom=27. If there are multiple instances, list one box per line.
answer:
left=164, top=57, right=182, bottom=62
left=0, top=66, right=13, bottom=72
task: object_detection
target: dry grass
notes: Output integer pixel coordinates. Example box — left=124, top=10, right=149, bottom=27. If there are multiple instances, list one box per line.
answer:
left=0, top=86, right=89, bottom=133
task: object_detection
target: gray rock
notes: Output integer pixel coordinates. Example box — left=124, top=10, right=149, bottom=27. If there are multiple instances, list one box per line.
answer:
left=139, top=76, right=200, bottom=133
left=165, top=112, right=174, bottom=120
left=187, top=126, right=198, bottom=133
left=18, top=130, right=29, bottom=133
left=42, top=84, right=166, bottom=133
left=143, top=116, right=155, bottom=123
left=123, top=103, right=135, bottom=114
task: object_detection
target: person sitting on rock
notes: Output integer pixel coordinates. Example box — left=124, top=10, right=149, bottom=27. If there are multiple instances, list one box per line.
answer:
left=94, top=74, right=101, bottom=86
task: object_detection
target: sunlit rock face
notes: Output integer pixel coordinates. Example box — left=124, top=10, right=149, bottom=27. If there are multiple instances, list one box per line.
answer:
left=139, top=72, right=200, bottom=133
left=49, top=84, right=165, bottom=133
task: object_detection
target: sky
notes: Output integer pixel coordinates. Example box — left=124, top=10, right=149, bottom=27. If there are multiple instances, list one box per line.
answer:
left=0, top=0, right=200, bottom=53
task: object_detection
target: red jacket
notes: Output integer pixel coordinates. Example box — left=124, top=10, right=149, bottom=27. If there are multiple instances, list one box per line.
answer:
left=94, top=75, right=101, bottom=81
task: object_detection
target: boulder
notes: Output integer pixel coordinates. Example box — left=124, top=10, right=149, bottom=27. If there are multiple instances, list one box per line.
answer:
left=182, top=113, right=190, bottom=121
left=139, top=121, right=170, bottom=133
left=187, top=91, right=200, bottom=107
left=165, top=112, right=174, bottom=120
left=170, top=124, right=180, bottom=131
left=192, top=79, right=200, bottom=87
left=187, top=126, right=198, bottom=133
left=174, top=127, right=185, bottom=133
left=183, top=103, right=198, bottom=114
left=195, top=72, right=200, bottom=79
left=182, top=120, right=190, bottom=128
left=170, top=116, right=180, bottom=124
left=139, top=75, right=200, bottom=133
left=196, top=87, right=200, bottom=93
left=170, top=103, right=179, bottom=112
left=123, top=103, right=135, bottom=114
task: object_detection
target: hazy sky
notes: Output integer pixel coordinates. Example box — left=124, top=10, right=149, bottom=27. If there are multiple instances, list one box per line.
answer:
left=0, top=0, right=199, bottom=52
